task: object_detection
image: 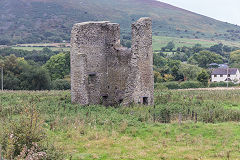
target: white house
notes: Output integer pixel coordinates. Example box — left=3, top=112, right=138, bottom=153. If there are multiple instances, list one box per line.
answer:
left=211, top=68, right=240, bottom=84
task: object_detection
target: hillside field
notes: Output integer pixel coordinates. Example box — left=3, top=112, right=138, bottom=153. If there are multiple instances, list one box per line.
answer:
left=2, top=0, right=240, bottom=44
left=153, top=36, right=240, bottom=50
left=0, top=89, right=240, bottom=159
left=12, top=46, right=70, bottom=51
left=11, top=36, right=240, bottom=52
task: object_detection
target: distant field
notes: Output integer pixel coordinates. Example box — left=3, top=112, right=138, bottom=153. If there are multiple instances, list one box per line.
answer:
left=10, top=36, right=240, bottom=52
left=0, top=89, right=239, bottom=159
left=153, top=36, right=240, bottom=50
left=12, top=46, right=70, bottom=51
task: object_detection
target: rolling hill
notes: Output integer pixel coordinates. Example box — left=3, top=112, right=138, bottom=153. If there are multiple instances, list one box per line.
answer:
left=1, top=0, right=240, bottom=44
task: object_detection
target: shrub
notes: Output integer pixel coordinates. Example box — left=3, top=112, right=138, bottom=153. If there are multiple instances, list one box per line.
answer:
left=209, top=82, right=237, bottom=87
left=0, top=107, right=63, bottom=159
left=156, top=105, right=171, bottom=123
left=197, top=70, right=209, bottom=87
left=51, top=79, right=70, bottom=90
left=179, top=81, right=204, bottom=89
left=162, top=82, right=180, bottom=89
left=154, top=83, right=168, bottom=90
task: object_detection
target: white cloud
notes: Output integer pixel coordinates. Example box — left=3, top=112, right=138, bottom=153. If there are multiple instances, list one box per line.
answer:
left=158, top=0, right=240, bottom=25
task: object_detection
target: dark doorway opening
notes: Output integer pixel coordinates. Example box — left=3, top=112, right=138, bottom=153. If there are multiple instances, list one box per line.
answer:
left=143, top=97, right=148, bottom=105
left=119, top=99, right=123, bottom=104
left=88, top=72, right=97, bottom=84
left=102, top=94, right=108, bottom=99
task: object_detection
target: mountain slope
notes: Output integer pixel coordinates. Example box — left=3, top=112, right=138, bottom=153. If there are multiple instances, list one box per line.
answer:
left=1, top=0, right=240, bottom=44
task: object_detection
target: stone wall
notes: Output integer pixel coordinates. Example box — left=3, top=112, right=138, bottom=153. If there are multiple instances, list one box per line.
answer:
left=71, top=17, right=154, bottom=106
left=123, top=17, right=154, bottom=105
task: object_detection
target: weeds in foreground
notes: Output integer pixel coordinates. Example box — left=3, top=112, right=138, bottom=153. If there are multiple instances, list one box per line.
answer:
left=0, top=104, right=63, bottom=160
left=0, top=90, right=239, bottom=159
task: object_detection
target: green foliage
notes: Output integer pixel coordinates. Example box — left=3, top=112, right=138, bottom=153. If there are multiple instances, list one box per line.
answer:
left=197, top=70, right=209, bottom=87
left=171, top=65, right=183, bottom=81
left=189, top=50, right=224, bottom=68
left=0, top=90, right=240, bottom=159
left=0, top=47, right=59, bottom=65
left=162, top=41, right=175, bottom=51
left=209, top=43, right=224, bottom=55
left=44, top=52, right=70, bottom=80
left=0, top=106, right=63, bottom=159
left=230, top=50, right=240, bottom=68
left=20, top=67, right=51, bottom=90
left=179, top=81, right=204, bottom=89
left=154, top=71, right=164, bottom=83
left=51, top=79, right=70, bottom=90
left=170, top=51, right=188, bottom=61
left=154, top=83, right=168, bottom=90
left=179, top=63, right=202, bottom=80
left=0, top=55, right=51, bottom=90
left=162, top=81, right=180, bottom=89
left=209, top=82, right=237, bottom=88
left=162, top=81, right=204, bottom=89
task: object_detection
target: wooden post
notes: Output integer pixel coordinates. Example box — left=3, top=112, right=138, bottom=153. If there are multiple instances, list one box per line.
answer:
left=1, top=67, right=3, bottom=91
left=178, top=113, right=182, bottom=125
left=195, top=113, right=198, bottom=123
left=0, top=145, right=2, bottom=160
left=153, top=105, right=156, bottom=123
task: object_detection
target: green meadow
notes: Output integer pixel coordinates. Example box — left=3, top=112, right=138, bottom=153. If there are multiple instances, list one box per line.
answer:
left=12, top=47, right=70, bottom=52
left=0, top=89, right=239, bottom=159
left=153, top=36, right=240, bottom=50
left=11, top=36, right=240, bottom=52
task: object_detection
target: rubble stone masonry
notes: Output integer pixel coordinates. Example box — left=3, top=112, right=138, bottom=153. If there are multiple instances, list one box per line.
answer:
left=71, top=18, right=154, bottom=106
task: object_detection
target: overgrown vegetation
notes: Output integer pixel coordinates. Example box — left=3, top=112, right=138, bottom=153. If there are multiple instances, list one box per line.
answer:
left=0, top=41, right=239, bottom=90
left=0, top=48, right=70, bottom=90
left=0, top=90, right=239, bottom=159
left=153, top=42, right=240, bottom=87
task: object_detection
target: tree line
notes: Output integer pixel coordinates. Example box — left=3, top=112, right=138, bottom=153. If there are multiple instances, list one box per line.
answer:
left=0, top=42, right=240, bottom=90
left=0, top=48, right=70, bottom=90
left=154, top=42, right=240, bottom=88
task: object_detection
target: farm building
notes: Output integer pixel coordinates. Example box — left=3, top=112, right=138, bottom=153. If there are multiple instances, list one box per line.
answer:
left=211, top=68, right=240, bottom=83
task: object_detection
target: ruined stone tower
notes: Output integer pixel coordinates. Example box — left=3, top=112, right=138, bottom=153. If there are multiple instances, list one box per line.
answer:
left=71, top=17, right=154, bottom=106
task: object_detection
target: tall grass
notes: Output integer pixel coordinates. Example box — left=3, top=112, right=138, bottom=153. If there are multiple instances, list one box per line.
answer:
left=0, top=90, right=239, bottom=159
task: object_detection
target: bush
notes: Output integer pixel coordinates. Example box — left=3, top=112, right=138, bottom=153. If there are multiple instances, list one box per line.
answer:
left=209, top=82, right=237, bottom=87
left=154, top=83, right=168, bottom=90
left=51, top=79, right=70, bottom=90
left=162, top=82, right=180, bottom=89
left=179, top=81, right=204, bottom=89
left=0, top=107, right=63, bottom=159
left=151, top=105, right=171, bottom=123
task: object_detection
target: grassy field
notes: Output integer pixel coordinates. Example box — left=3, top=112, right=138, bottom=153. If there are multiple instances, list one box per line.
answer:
left=12, top=36, right=240, bottom=52
left=12, top=46, right=70, bottom=51
left=0, top=89, right=240, bottom=159
left=153, top=36, right=240, bottom=50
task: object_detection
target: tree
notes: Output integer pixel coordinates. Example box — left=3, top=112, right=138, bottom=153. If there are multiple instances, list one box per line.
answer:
left=20, top=67, right=51, bottom=90
left=209, top=43, right=224, bottom=55
left=179, top=63, right=202, bottom=80
left=230, top=50, right=240, bottom=68
left=188, top=50, right=223, bottom=68
left=165, top=41, right=175, bottom=51
left=192, top=44, right=203, bottom=53
left=171, top=65, right=184, bottom=81
left=44, top=52, right=70, bottom=80
left=163, top=74, right=175, bottom=82
left=197, top=70, right=209, bottom=87
left=154, top=71, right=164, bottom=83
left=1, top=55, right=51, bottom=90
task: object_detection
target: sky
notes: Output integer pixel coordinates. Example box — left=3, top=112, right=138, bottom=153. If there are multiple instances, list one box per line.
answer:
left=158, top=0, right=240, bottom=25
